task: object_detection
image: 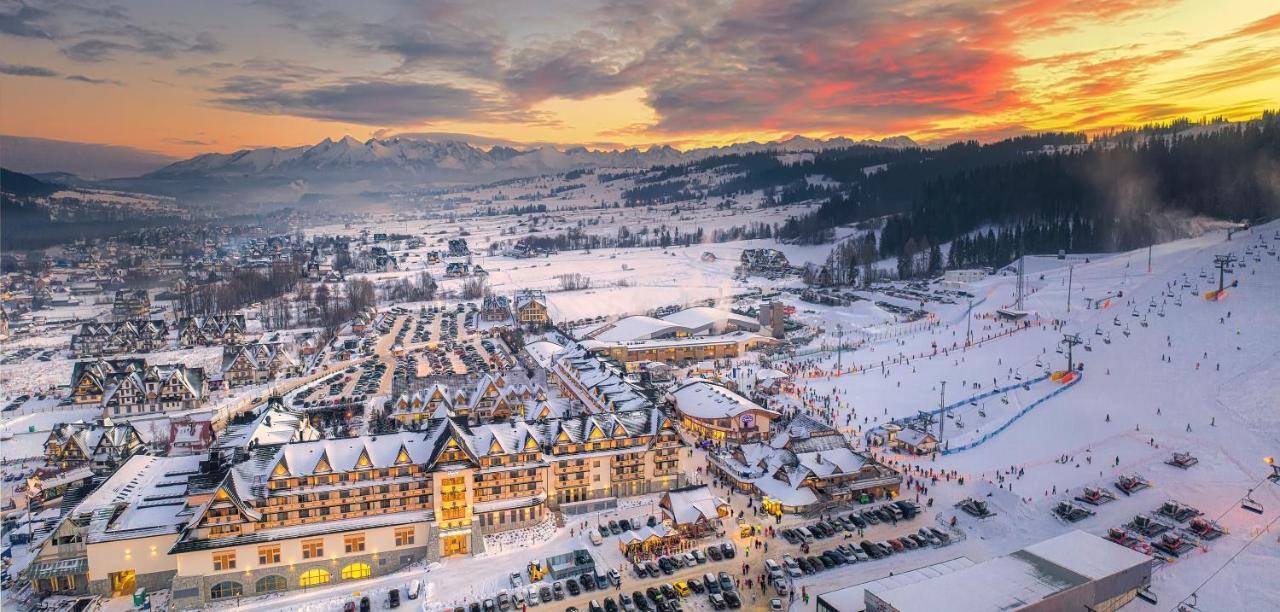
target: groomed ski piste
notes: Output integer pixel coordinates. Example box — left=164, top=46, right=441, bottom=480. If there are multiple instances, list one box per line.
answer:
left=780, top=220, right=1280, bottom=610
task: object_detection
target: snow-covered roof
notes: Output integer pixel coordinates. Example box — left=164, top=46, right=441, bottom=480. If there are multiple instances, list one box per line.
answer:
left=76, top=454, right=204, bottom=543
left=588, top=315, right=686, bottom=342
left=865, top=531, right=1150, bottom=611
left=661, top=485, right=725, bottom=525
left=660, top=307, right=760, bottom=335
left=671, top=379, right=778, bottom=420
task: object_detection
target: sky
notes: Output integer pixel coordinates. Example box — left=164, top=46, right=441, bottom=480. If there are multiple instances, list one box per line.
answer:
left=1, top=0, right=1278, bottom=174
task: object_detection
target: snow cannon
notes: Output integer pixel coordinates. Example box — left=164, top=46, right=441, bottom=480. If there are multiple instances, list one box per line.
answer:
left=1050, top=371, right=1067, bottom=381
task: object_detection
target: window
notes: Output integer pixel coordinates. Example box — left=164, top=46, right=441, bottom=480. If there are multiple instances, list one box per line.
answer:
left=301, top=539, right=324, bottom=559
left=394, top=527, right=415, bottom=547
left=344, top=534, right=366, bottom=553
left=212, top=551, right=236, bottom=571
left=341, top=562, right=372, bottom=580
left=255, top=575, right=287, bottom=593
left=258, top=545, right=280, bottom=565
left=209, top=580, right=243, bottom=599
left=298, top=568, right=330, bottom=588
left=441, top=506, right=466, bottom=520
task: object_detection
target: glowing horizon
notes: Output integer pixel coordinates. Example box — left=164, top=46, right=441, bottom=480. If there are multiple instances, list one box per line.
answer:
left=1, top=0, right=1277, bottom=162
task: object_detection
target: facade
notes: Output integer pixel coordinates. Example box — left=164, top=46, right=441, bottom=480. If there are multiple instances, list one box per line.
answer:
left=514, top=289, right=549, bottom=325
left=710, top=414, right=901, bottom=513
left=44, top=419, right=147, bottom=475
left=481, top=295, right=512, bottom=322
left=169, top=417, right=215, bottom=456
left=177, top=314, right=247, bottom=347
left=221, top=342, right=302, bottom=387
left=168, top=407, right=684, bottom=608
left=70, top=358, right=208, bottom=417
left=70, top=319, right=170, bottom=357
left=111, top=289, right=151, bottom=318
left=669, top=379, right=779, bottom=443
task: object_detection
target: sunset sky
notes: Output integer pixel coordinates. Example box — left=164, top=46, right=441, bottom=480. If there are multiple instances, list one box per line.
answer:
left=1, top=0, right=1278, bottom=168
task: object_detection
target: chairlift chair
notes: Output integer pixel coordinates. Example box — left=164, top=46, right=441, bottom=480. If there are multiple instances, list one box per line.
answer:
left=1241, top=491, right=1264, bottom=515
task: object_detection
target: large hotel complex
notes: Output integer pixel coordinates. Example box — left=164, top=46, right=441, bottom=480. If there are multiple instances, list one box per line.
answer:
left=27, top=404, right=686, bottom=607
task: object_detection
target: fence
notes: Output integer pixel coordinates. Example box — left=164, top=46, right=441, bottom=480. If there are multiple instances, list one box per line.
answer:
left=941, top=373, right=1083, bottom=454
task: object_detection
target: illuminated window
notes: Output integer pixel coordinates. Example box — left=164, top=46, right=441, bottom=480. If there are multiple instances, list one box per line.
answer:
left=343, top=534, right=366, bottom=553
left=298, top=568, right=330, bottom=587
left=301, top=539, right=324, bottom=559
left=394, top=527, right=415, bottom=547
left=258, top=545, right=280, bottom=565
left=340, top=562, right=372, bottom=581
left=212, top=551, right=236, bottom=571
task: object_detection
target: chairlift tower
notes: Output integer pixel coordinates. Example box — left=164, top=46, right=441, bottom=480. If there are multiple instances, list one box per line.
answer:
left=1060, top=333, right=1083, bottom=373
left=938, top=381, right=947, bottom=443
left=1015, top=254, right=1025, bottom=310
left=1213, top=254, right=1236, bottom=296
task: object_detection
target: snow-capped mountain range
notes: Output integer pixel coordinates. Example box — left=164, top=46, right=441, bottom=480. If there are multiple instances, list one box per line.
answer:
left=145, top=134, right=918, bottom=181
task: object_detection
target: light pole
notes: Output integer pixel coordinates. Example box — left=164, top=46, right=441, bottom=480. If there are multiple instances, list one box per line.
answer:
left=964, top=298, right=973, bottom=349
left=835, top=324, right=844, bottom=371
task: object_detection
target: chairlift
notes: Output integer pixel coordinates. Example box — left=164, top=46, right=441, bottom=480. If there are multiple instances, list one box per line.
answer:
left=978, top=409, right=986, bottom=417
left=1141, top=316, right=1149, bottom=327
left=954, top=420, right=964, bottom=429
left=1055, top=345, right=1064, bottom=354
left=1035, top=358, right=1043, bottom=368
left=1241, top=490, right=1264, bottom=514
left=1123, top=326, right=1131, bottom=337
left=1104, top=333, right=1112, bottom=345
left=1113, top=316, right=1121, bottom=327
left=1014, top=371, right=1023, bottom=381
left=1095, top=326, right=1103, bottom=336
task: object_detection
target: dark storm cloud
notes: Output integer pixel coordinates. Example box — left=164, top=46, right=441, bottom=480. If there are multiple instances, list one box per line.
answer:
left=0, top=1, right=55, bottom=38
left=62, top=25, right=222, bottom=61
left=0, top=61, right=58, bottom=76
left=213, top=78, right=509, bottom=125
left=64, top=73, right=122, bottom=85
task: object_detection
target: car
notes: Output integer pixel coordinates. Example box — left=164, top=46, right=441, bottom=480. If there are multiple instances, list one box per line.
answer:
left=775, top=582, right=789, bottom=596
left=717, top=572, right=734, bottom=592
left=591, top=530, right=604, bottom=546
left=692, top=549, right=706, bottom=564
left=589, top=600, right=604, bottom=612
left=608, top=569, right=621, bottom=586
left=596, top=572, right=610, bottom=590
left=482, top=599, right=496, bottom=612
left=646, top=586, right=664, bottom=604
left=580, top=573, right=596, bottom=592
left=634, top=562, right=649, bottom=578
left=887, top=538, right=904, bottom=552
left=469, top=603, right=481, bottom=612
left=900, top=535, right=919, bottom=549
left=527, top=586, right=540, bottom=606
left=661, top=584, right=678, bottom=600
left=553, top=580, right=567, bottom=599
left=408, top=579, right=422, bottom=599
left=706, top=545, right=723, bottom=561
left=683, top=552, right=697, bottom=567
left=634, top=591, right=652, bottom=612
left=567, top=608, right=579, bottom=612
left=604, top=597, right=619, bottom=612
left=511, top=572, right=524, bottom=588
left=599, top=525, right=611, bottom=538
left=796, top=527, right=814, bottom=542
left=818, top=554, right=835, bottom=568
left=861, top=540, right=883, bottom=559
left=849, top=514, right=867, bottom=529
left=673, top=581, right=690, bottom=597
left=878, top=542, right=895, bottom=557
left=620, top=593, right=636, bottom=612
left=861, top=510, right=880, bottom=525
left=497, top=592, right=511, bottom=610
left=567, top=579, right=582, bottom=596
left=514, top=590, right=526, bottom=607
left=645, top=560, right=661, bottom=576
left=540, top=585, right=554, bottom=602
left=770, top=599, right=784, bottom=612
left=343, top=602, right=355, bottom=612
left=708, top=594, right=726, bottom=610
left=723, top=591, right=741, bottom=609
left=687, top=580, right=705, bottom=594
left=764, top=559, right=784, bottom=580
left=720, top=542, right=736, bottom=559
left=609, top=520, right=621, bottom=534
left=388, top=588, right=401, bottom=608
left=703, top=573, right=721, bottom=594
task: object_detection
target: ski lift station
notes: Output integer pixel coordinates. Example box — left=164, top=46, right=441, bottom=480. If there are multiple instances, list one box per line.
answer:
left=816, top=530, right=1152, bottom=612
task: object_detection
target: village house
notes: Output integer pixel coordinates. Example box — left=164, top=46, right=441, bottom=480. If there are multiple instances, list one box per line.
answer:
left=69, top=358, right=208, bottom=418
left=70, top=319, right=170, bottom=357
left=480, top=295, right=512, bottom=323
left=44, top=419, right=147, bottom=476
left=526, top=341, right=651, bottom=414
left=220, top=342, right=302, bottom=387
left=709, top=414, right=901, bottom=514
left=168, top=417, right=215, bottom=456
left=514, top=289, right=549, bottom=325
left=111, top=289, right=150, bottom=318
left=389, top=374, right=551, bottom=426
left=176, top=313, right=247, bottom=347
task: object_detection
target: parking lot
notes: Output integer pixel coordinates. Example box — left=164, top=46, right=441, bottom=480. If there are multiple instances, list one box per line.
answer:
left=390, top=305, right=515, bottom=378
left=451, top=498, right=956, bottom=612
